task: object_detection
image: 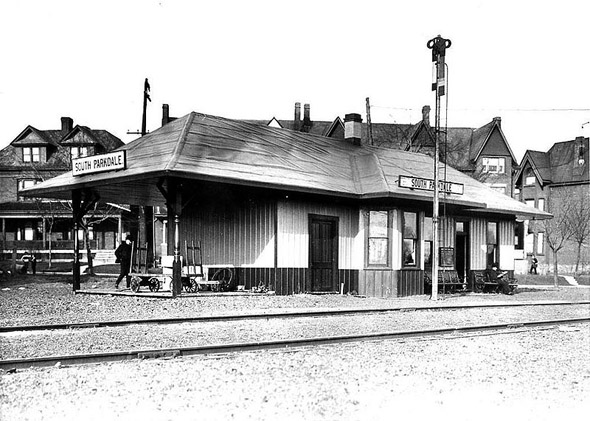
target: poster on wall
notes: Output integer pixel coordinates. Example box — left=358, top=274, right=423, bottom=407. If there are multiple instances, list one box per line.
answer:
left=440, top=247, right=454, bottom=267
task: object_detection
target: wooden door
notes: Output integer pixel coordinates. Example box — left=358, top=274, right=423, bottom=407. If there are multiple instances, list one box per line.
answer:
left=309, top=215, right=338, bottom=292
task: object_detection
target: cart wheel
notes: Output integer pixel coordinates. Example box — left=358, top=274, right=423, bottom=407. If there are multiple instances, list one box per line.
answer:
left=130, top=276, right=141, bottom=293
left=189, top=278, right=199, bottom=293
left=185, top=278, right=198, bottom=293
left=148, top=277, right=161, bottom=292
left=212, top=268, right=234, bottom=292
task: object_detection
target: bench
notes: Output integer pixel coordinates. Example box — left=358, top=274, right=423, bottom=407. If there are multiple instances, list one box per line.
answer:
left=471, top=270, right=518, bottom=294
left=424, top=269, right=467, bottom=294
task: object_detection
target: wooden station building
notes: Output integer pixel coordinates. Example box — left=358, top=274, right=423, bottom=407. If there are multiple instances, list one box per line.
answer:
left=23, top=112, right=551, bottom=297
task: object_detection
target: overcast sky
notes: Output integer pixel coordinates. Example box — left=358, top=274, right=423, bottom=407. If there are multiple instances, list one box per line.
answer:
left=1, top=0, right=589, bottom=161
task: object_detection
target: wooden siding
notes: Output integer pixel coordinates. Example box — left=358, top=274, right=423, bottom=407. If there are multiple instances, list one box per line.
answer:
left=179, top=199, right=276, bottom=267
left=398, top=270, right=424, bottom=296
left=238, top=268, right=358, bottom=295
left=359, top=269, right=397, bottom=298
left=439, top=216, right=455, bottom=248
left=277, top=200, right=360, bottom=269
left=470, top=218, right=487, bottom=270
left=359, top=269, right=422, bottom=297
left=499, top=219, right=515, bottom=270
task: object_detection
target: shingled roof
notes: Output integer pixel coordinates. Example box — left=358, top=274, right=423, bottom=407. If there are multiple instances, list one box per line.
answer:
left=247, top=106, right=516, bottom=174
left=516, top=137, right=589, bottom=186
left=0, top=119, right=124, bottom=170
left=23, top=112, right=550, bottom=220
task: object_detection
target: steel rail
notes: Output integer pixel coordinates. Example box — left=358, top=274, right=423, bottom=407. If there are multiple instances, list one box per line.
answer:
left=1, top=316, right=589, bottom=371
left=1, top=301, right=589, bottom=334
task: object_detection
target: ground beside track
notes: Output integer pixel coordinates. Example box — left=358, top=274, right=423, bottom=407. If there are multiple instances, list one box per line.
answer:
left=1, top=276, right=589, bottom=420
left=1, top=275, right=589, bottom=327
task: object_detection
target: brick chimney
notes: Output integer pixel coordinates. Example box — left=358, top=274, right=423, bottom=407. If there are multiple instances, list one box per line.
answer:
left=422, top=105, right=430, bottom=126
left=162, top=104, right=170, bottom=126
left=344, top=113, right=363, bottom=146
left=61, top=117, right=73, bottom=134
left=294, top=102, right=301, bottom=131
left=302, top=103, right=311, bottom=132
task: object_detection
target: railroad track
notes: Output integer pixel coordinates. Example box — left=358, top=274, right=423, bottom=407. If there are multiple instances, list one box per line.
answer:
left=1, top=300, right=589, bottom=333
left=1, top=316, right=588, bottom=371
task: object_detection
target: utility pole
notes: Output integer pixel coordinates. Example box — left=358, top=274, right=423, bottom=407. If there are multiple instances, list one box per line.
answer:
left=141, top=78, right=151, bottom=136
left=427, top=35, right=451, bottom=301
left=127, top=78, right=152, bottom=267
left=127, top=78, right=151, bottom=136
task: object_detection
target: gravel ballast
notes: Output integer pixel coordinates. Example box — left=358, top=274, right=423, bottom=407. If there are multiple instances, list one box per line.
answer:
left=1, top=276, right=589, bottom=420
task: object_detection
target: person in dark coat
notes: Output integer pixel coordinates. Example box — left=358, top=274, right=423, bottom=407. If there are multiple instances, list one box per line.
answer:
left=30, top=254, right=36, bottom=275
left=114, top=234, right=132, bottom=289
left=529, top=255, right=538, bottom=274
left=490, top=262, right=513, bottom=295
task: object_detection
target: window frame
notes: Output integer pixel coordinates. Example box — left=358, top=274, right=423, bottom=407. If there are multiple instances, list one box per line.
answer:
left=22, top=146, right=40, bottom=163
left=402, top=211, right=419, bottom=268
left=17, top=179, right=41, bottom=201
left=482, top=157, right=506, bottom=174
left=486, top=221, right=499, bottom=268
left=524, top=168, right=536, bottom=186
left=70, top=146, right=89, bottom=160
left=366, top=210, right=391, bottom=268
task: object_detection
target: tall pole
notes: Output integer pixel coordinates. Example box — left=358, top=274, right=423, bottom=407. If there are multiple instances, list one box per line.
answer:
left=72, top=189, right=81, bottom=292
left=141, top=78, right=151, bottom=136
left=427, top=35, right=451, bottom=301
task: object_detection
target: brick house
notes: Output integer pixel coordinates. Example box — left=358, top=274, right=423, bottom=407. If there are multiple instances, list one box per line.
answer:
left=514, top=136, right=590, bottom=274
left=0, top=117, right=129, bottom=261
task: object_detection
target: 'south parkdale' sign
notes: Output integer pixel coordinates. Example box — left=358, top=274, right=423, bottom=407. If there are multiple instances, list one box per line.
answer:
left=398, top=175, right=464, bottom=195
left=72, top=150, right=126, bottom=176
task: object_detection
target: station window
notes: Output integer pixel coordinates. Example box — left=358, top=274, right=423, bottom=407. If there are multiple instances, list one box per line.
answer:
left=537, top=198, right=545, bottom=211
left=486, top=221, right=498, bottom=268
left=22, top=147, right=40, bottom=162
left=367, top=211, right=389, bottom=266
left=402, top=211, right=418, bottom=267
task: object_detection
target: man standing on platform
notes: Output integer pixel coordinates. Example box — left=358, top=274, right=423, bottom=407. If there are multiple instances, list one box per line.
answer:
left=115, top=233, right=132, bottom=289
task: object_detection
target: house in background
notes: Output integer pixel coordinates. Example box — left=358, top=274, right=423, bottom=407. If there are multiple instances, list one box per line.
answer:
left=0, top=117, right=130, bottom=262
left=514, top=136, right=589, bottom=274
left=255, top=103, right=519, bottom=197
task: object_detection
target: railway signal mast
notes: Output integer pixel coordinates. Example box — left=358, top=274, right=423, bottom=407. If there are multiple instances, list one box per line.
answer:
left=427, top=35, right=451, bottom=300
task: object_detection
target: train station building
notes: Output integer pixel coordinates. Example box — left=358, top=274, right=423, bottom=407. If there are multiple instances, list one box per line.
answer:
left=23, top=111, right=551, bottom=297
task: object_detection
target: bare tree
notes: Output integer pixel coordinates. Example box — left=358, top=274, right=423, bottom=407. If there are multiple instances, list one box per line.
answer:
left=542, top=191, right=575, bottom=287
left=564, top=188, right=590, bottom=276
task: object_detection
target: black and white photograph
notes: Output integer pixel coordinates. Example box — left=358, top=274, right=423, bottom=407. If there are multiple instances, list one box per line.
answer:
left=0, top=1, right=589, bottom=420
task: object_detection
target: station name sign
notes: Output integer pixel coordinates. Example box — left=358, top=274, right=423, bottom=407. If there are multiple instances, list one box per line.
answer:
left=399, top=175, right=464, bottom=195
left=72, top=151, right=126, bottom=177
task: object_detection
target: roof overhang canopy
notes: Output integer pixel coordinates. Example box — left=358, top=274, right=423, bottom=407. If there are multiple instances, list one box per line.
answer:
left=22, top=112, right=553, bottom=220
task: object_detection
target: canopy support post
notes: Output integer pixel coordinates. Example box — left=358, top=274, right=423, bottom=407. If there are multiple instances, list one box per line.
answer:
left=72, top=189, right=81, bottom=292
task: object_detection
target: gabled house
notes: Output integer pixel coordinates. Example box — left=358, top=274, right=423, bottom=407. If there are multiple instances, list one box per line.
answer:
left=408, top=114, right=518, bottom=196
left=257, top=103, right=519, bottom=197
left=0, top=117, right=129, bottom=261
left=514, top=136, right=590, bottom=274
